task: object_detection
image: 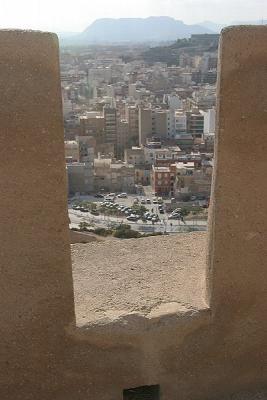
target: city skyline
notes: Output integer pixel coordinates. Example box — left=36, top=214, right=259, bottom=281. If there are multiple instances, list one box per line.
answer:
left=0, top=0, right=266, bottom=32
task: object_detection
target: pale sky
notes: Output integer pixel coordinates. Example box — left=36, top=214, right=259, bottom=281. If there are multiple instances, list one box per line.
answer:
left=0, top=0, right=266, bottom=32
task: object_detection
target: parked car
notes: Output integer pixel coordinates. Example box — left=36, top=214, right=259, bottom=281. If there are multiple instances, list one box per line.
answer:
left=168, top=213, right=181, bottom=220
left=94, top=193, right=104, bottom=198
left=90, top=210, right=99, bottom=216
left=146, top=199, right=151, bottom=204
left=117, top=193, right=127, bottom=198
left=127, top=215, right=139, bottom=222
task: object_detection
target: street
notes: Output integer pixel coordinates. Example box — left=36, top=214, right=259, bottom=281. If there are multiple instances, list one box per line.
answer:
left=68, top=192, right=207, bottom=233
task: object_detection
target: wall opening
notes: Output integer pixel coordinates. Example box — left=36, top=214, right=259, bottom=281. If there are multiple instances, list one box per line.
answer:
left=123, top=385, right=160, bottom=400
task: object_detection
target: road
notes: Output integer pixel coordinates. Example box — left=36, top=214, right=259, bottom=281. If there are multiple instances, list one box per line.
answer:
left=68, top=190, right=208, bottom=233
left=68, top=206, right=207, bottom=234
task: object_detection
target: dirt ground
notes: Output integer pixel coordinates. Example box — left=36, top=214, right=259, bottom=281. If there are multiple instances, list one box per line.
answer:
left=71, top=232, right=208, bottom=326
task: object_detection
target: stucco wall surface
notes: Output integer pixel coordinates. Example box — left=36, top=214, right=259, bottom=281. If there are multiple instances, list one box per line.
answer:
left=0, top=30, right=75, bottom=398
left=1, top=27, right=267, bottom=400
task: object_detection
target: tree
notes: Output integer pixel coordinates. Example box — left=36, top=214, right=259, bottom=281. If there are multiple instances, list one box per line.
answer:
left=79, top=222, right=90, bottom=231
left=113, top=224, right=141, bottom=239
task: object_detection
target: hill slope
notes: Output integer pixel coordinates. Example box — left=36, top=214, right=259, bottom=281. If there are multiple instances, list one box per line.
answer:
left=62, top=17, right=214, bottom=45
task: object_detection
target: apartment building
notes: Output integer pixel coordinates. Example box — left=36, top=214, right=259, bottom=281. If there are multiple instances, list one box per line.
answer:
left=151, top=165, right=176, bottom=196
left=154, top=146, right=183, bottom=167
left=94, top=158, right=135, bottom=193
left=125, top=105, right=139, bottom=147
left=124, top=147, right=145, bottom=167
left=103, top=105, right=117, bottom=145
left=186, top=110, right=204, bottom=139
left=139, top=107, right=170, bottom=145
left=79, top=112, right=105, bottom=146
left=174, top=161, right=212, bottom=199
left=64, top=140, right=79, bottom=163
left=139, top=107, right=152, bottom=145
left=202, top=108, right=216, bottom=135
left=67, top=161, right=94, bottom=195
left=174, top=110, right=187, bottom=136
left=117, top=119, right=129, bottom=158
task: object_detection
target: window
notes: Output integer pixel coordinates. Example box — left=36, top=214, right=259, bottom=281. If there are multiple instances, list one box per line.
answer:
left=123, top=385, right=160, bottom=400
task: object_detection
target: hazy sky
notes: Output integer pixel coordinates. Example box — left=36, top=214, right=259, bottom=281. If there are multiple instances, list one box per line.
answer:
left=0, top=0, right=266, bottom=32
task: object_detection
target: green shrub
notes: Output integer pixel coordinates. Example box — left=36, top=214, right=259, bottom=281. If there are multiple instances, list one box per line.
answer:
left=93, top=227, right=113, bottom=237
left=79, top=222, right=90, bottom=231
left=180, top=208, right=190, bottom=217
left=113, top=224, right=141, bottom=239
left=132, top=204, right=148, bottom=216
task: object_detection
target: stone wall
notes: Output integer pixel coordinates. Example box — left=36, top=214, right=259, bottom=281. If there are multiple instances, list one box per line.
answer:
left=0, top=30, right=75, bottom=398
left=0, top=27, right=267, bottom=400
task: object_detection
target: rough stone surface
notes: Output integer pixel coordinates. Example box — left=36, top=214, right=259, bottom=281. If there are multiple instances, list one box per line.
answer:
left=221, top=392, right=267, bottom=400
left=72, top=233, right=207, bottom=327
left=2, top=27, right=267, bottom=400
left=0, top=30, right=75, bottom=398
left=208, top=26, right=267, bottom=319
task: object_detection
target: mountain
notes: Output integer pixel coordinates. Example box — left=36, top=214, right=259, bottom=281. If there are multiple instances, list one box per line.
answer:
left=142, top=34, right=220, bottom=65
left=62, top=17, right=215, bottom=45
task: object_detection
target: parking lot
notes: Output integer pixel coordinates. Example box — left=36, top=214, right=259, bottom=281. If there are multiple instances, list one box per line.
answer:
left=68, top=191, right=208, bottom=233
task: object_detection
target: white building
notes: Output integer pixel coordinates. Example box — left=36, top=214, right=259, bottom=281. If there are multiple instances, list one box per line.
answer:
left=106, top=85, right=115, bottom=98
left=62, top=88, right=73, bottom=117
left=163, top=94, right=183, bottom=110
left=180, top=72, right=193, bottom=85
left=128, top=83, right=137, bottom=99
left=202, top=108, right=216, bottom=135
